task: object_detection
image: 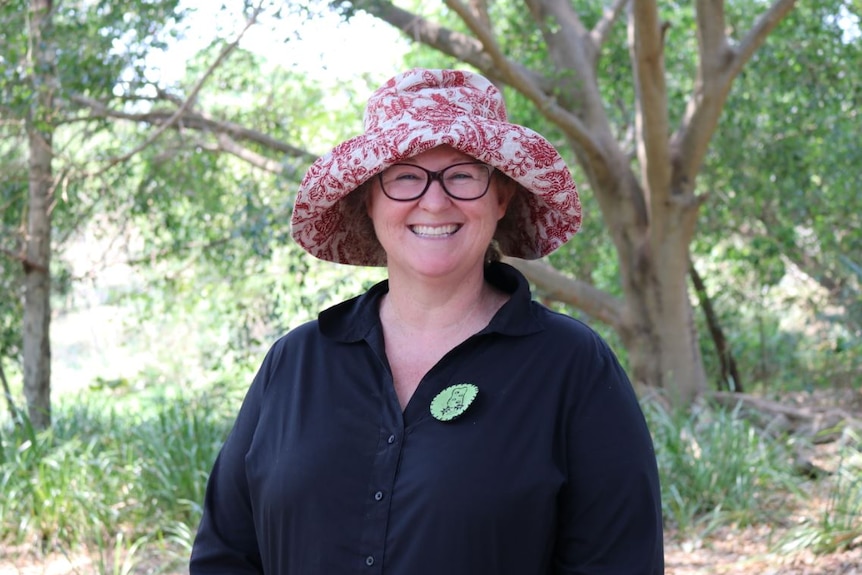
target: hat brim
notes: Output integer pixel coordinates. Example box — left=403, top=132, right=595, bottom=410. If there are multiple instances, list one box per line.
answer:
left=290, top=112, right=581, bottom=266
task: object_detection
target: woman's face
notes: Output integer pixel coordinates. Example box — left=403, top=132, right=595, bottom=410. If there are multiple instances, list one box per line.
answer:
left=366, top=145, right=513, bottom=280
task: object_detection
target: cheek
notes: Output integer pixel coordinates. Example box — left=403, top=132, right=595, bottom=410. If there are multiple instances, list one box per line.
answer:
left=366, top=187, right=390, bottom=227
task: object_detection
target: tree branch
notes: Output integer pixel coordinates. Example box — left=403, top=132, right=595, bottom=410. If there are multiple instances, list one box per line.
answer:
left=69, top=95, right=316, bottom=169
left=526, top=0, right=595, bottom=72
left=696, top=0, right=730, bottom=71
left=1, top=246, right=48, bottom=273
left=630, top=0, right=672, bottom=219
left=502, top=257, right=625, bottom=329
left=444, top=0, right=516, bottom=79
left=73, top=2, right=266, bottom=180
left=352, top=0, right=495, bottom=71
left=729, top=0, right=798, bottom=79
left=201, top=133, right=289, bottom=174
left=356, top=0, right=606, bottom=164
left=590, top=0, right=630, bottom=51
left=689, top=259, right=743, bottom=392
left=671, top=0, right=796, bottom=196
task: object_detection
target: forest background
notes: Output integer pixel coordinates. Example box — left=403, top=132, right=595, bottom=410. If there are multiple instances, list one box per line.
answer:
left=1, top=0, right=860, bottom=572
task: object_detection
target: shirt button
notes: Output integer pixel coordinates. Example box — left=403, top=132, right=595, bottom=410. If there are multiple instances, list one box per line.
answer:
left=387, top=434, right=396, bottom=444
left=365, top=555, right=375, bottom=566
left=373, top=491, right=384, bottom=501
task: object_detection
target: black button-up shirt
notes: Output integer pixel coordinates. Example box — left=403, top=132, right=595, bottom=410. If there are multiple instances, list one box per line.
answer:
left=190, top=263, right=664, bottom=574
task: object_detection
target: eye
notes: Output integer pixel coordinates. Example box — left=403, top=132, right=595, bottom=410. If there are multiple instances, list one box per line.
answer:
left=395, top=172, right=423, bottom=182
left=448, top=171, right=476, bottom=181
left=383, top=165, right=425, bottom=184
left=444, top=164, right=486, bottom=183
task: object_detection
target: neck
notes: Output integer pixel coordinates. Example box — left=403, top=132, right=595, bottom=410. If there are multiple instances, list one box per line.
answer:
left=383, top=268, right=490, bottom=332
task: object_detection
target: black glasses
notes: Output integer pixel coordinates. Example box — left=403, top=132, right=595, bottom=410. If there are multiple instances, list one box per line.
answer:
left=378, top=162, right=494, bottom=201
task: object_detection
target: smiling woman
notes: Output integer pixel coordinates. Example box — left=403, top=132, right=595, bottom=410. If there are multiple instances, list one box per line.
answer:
left=189, top=68, right=664, bottom=575
left=366, top=146, right=513, bottom=289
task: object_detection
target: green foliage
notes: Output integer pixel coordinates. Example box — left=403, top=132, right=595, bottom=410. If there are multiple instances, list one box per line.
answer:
left=645, top=401, right=800, bottom=535
left=699, top=0, right=862, bottom=336
left=690, top=253, right=862, bottom=392
left=778, top=430, right=862, bottom=554
left=0, top=387, right=235, bottom=568
left=0, top=0, right=190, bottom=388
left=0, top=178, right=24, bottom=389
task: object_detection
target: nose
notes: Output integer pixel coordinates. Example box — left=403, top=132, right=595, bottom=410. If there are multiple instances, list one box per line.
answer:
left=417, top=177, right=451, bottom=209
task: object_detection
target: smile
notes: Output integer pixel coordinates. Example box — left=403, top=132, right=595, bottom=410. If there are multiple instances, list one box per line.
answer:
left=410, top=224, right=460, bottom=237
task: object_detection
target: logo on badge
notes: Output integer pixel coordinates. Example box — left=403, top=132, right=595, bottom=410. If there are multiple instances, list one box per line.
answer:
left=430, top=383, right=479, bottom=421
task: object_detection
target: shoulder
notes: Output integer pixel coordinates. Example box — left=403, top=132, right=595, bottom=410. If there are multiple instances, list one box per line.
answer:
left=530, top=302, right=613, bottom=356
left=254, top=319, right=323, bottom=379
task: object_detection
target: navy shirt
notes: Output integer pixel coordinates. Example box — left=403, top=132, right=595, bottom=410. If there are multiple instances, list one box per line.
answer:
left=190, top=263, right=664, bottom=574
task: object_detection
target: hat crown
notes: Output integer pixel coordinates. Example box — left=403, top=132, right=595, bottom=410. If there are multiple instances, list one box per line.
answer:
left=363, top=69, right=508, bottom=131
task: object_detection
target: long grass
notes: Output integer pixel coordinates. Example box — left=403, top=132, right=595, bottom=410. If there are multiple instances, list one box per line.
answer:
left=0, top=388, right=856, bottom=571
left=0, top=389, right=234, bottom=573
left=644, top=399, right=803, bottom=535
left=777, top=429, right=862, bottom=554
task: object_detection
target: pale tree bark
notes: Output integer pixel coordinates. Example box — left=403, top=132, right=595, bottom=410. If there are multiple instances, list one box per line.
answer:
left=12, top=3, right=267, bottom=426
left=23, top=0, right=55, bottom=430
left=353, top=0, right=797, bottom=405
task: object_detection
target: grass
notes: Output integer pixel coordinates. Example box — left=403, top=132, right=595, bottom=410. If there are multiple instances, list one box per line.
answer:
left=0, top=386, right=859, bottom=573
left=777, top=429, right=862, bottom=554
left=643, top=400, right=803, bottom=535
left=0, top=387, right=236, bottom=573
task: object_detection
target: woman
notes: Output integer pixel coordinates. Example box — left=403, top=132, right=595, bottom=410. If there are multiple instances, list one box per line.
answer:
left=190, top=68, right=664, bottom=574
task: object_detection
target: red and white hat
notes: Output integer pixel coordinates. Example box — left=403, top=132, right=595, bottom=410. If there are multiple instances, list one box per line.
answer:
left=290, top=68, right=581, bottom=266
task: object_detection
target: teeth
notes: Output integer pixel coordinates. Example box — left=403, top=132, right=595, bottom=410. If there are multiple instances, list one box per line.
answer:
left=411, top=224, right=459, bottom=237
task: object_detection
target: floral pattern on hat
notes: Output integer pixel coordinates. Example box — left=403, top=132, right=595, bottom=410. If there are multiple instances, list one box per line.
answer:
left=291, top=68, right=581, bottom=266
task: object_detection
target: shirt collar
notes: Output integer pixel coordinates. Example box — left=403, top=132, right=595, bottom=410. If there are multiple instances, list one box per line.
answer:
left=318, top=262, right=543, bottom=343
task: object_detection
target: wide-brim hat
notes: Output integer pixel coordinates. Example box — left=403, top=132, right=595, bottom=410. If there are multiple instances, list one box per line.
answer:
left=290, top=68, right=581, bottom=266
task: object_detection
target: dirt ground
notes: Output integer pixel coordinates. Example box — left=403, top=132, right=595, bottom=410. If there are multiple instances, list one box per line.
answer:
left=665, top=526, right=862, bottom=574
left=2, top=522, right=860, bottom=574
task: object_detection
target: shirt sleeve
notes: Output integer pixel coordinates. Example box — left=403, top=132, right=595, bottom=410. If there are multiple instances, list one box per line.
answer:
left=554, top=335, right=665, bottom=574
left=189, top=346, right=276, bottom=574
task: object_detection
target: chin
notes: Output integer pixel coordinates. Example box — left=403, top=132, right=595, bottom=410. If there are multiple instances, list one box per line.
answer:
left=404, top=255, right=484, bottom=279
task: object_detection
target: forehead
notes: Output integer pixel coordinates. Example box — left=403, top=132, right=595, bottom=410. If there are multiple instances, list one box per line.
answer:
left=402, top=145, right=477, bottom=166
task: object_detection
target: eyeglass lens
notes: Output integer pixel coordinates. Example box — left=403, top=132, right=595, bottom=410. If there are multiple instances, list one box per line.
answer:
left=379, top=162, right=493, bottom=201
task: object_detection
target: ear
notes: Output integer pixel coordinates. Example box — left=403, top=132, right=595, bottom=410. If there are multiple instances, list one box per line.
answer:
left=494, top=174, right=517, bottom=220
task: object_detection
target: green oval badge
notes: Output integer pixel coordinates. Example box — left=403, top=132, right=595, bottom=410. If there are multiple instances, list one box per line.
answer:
left=430, top=384, right=479, bottom=421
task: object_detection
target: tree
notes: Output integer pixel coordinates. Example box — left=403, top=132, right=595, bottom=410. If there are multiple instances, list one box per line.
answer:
left=21, top=0, right=56, bottom=429
left=331, top=0, right=802, bottom=404
left=1, top=0, right=188, bottom=428
left=0, top=0, right=369, bottom=425
left=5, top=0, right=854, bottom=419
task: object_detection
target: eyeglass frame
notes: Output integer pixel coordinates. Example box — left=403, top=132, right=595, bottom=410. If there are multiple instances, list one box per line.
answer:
left=377, top=161, right=495, bottom=202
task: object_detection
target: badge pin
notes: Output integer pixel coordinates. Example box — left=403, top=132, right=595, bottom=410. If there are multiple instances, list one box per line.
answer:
left=430, top=383, right=479, bottom=421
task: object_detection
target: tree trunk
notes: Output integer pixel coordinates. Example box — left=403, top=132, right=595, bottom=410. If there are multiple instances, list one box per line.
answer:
left=618, top=229, right=708, bottom=405
left=23, top=0, right=55, bottom=430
